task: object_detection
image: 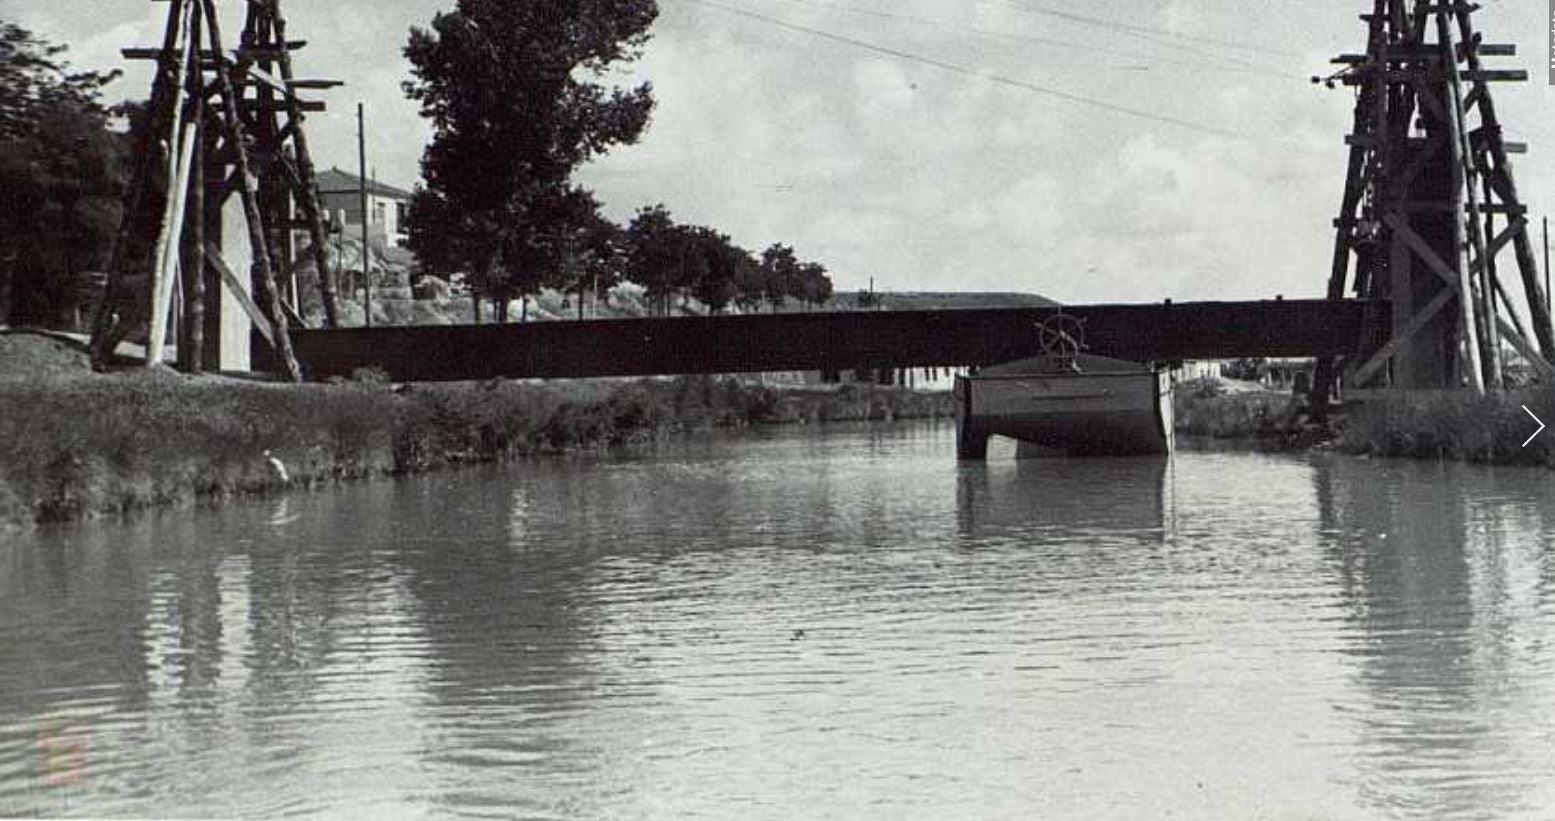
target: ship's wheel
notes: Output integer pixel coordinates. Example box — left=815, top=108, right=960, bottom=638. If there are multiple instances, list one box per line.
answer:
left=1036, top=313, right=1086, bottom=359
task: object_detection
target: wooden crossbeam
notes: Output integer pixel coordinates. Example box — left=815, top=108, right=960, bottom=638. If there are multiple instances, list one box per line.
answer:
left=1461, top=69, right=1526, bottom=82
left=123, top=47, right=211, bottom=60
left=1391, top=200, right=1525, bottom=216
left=122, top=42, right=307, bottom=60
left=203, top=242, right=275, bottom=347
left=238, top=41, right=307, bottom=56
left=1498, top=318, right=1555, bottom=380
left=1482, top=218, right=1525, bottom=264
left=1460, top=42, right=1514, bottom=58
left=1342, top=68, right=1526, bottom=84
left=1350, top=288, right=1456, bottom=386
left=241, top=100, right=327, bottom=113
left=244, top=63, right=289, bottom=93
left=1384, top=213, right=1461, bottom=290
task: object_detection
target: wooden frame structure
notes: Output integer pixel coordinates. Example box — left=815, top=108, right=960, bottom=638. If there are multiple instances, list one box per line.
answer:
left=1311, top=0, right=1555, bottom=407
left=88, top=0, right=344, bottom=380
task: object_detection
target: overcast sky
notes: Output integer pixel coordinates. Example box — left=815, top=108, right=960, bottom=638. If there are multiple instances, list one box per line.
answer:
left=11, top=0, right=1555, bottom=303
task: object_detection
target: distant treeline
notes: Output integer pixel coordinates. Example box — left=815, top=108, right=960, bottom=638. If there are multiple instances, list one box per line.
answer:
left=427, top=201, right=834, bottom=320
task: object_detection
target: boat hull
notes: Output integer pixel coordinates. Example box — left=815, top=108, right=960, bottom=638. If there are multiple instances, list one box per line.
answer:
left=955, top=368, right=1173, bottom=458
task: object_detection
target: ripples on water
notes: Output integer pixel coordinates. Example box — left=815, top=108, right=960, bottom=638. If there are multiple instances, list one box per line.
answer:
left=3, top=423, right=1555, bottom=819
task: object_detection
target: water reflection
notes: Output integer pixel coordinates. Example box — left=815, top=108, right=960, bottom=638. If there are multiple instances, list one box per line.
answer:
left=1314, top=457, right=1555, bottom=818
left=4, top=425, right=1555, bottom=819
left=377, top=470, right=608, bottom=819
left=955, top=453, right=1170, bottom=542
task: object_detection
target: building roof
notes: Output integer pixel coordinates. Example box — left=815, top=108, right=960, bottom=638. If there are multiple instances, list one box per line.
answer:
left=316, top=167, right=415, bottom=200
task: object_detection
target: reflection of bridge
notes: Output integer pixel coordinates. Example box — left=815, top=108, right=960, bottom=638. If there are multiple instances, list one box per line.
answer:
left=259, top=299, right=1378, bottom=382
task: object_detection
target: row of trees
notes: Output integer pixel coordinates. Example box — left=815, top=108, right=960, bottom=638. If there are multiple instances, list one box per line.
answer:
left=401, top=0, right=832, bottom=320
left=0, top=22, right=129, bottom=327
left=620, top=204, right=831, bottom=316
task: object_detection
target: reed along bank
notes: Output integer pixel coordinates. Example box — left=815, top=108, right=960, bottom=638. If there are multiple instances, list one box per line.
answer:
left=0, top=358, right=952, bottom=529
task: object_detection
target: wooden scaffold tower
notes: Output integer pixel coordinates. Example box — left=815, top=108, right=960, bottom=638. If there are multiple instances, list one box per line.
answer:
left=1312, top=0, right=1555, bottom=407
left=88, top=0, right=345, bottom=380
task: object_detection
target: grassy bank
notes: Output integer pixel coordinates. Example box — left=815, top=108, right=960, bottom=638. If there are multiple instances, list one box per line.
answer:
left=0, top=372, right=952, bottom=529
left=1335, top=389, right=1555, bottom=467
left=1174, top=376, right=1555, bottom=467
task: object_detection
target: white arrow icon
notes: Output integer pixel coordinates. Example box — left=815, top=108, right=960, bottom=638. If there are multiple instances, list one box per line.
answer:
left=1523, top=405, right=1546, bottom=448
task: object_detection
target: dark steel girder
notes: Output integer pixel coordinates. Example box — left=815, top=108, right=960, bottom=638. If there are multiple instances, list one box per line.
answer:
left=260, top=299, right=1382, bottom=382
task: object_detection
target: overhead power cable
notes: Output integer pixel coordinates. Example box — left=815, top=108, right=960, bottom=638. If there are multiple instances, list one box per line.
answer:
left=766, top=0, right=1305, bottom=81
left=989, top=0, right=1305, bottom=60
left=685, top=0, right=1270, bottom=143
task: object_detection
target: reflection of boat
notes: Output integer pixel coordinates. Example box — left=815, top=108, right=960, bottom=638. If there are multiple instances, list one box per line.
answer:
left=955, top=455, right=1170, bottom=539
left=954, top=353, right=1174, bottom=458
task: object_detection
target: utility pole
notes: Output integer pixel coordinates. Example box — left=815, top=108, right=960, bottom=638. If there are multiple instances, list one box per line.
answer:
left=358, top=101, right=371, bottom=327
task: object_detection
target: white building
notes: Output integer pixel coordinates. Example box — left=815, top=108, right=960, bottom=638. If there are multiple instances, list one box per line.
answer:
left=315, top=168, right=412, bottom=246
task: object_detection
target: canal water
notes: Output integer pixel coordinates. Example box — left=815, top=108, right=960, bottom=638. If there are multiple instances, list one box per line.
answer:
left=3, top=422, right=1555, bottom=819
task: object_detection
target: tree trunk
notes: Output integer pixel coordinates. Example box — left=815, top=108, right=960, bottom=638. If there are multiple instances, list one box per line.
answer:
left=496, top=291, right=509, bottom=323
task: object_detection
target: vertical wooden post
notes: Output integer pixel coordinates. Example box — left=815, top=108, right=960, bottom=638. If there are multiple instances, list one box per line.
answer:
left=953, top=376, right=988, bottom=460
left=1481, top=174, right=1502, bottom=386
left=146, top=9, right=199, bottom=368
left=201, top=123, right=222, bottom=370
left=178, top=17, right=205, bottom=373
left=1436, top=11, right=1494, bottom=389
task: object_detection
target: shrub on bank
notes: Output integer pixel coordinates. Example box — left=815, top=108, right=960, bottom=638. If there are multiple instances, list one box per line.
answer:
left=0, top=374, right=953, bottom=528
left=1335, top=389, right=1555, bottom=467
left=1173, top=384, right=1299, bottom=438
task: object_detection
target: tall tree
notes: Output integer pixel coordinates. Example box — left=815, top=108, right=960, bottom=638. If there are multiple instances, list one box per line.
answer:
left=796, top=261, right=833, bottom=309
left=732, top=254, right=766, bottom=314
left=759, top=243, right=799, bottom=312
left=402, top=0, right=657, bottom=321
left=0, top=22, right=125, bottom=327
left=625, top=203, right=679, bottom=315
left=562, top=211, right=627, bottom=319
left=0, top=22, right=120, bottom=140
left=688, top=228, right=744, bottom=314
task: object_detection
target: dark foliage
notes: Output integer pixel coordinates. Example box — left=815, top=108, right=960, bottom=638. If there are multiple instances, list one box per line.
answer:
left=402, top=0, right=657, bottom=315
left=0, top=22, right=127, bottom=327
